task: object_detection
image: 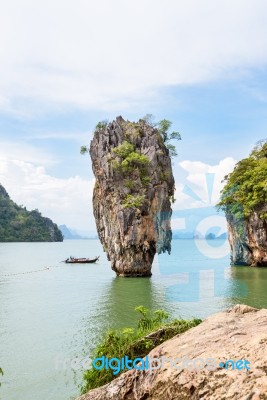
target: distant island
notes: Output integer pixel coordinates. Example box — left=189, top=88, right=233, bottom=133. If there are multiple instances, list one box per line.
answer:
left=0, top=184, right=63, bottom=242
left=59, top=224, right=91, bottom=239
left=172, top=230, right=227, bottom=239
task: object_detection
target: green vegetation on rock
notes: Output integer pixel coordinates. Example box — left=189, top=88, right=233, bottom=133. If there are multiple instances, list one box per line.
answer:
left=111, top=141, right=149, bottom=174
left=111, top=140, right=150, bottom=208
left=95, top=120, right=108, bottom=132
left=112, top=141, right=135, bottom=159
left=81, top=116, right=181, bottom=159
left=80, top=120, right=109, bottom=155
left=81, top=306, right=201, bottom=393
left=0, top=184, right=63, bottom=242
left=143, top=114, right=181, bottom=158
left=88, top=116, right=176, bottom=275
left=122, top=194, right=145, bottom=209
left=218, top=140, right=267, bottom=219
left=82, top=116, right=180, bottom=213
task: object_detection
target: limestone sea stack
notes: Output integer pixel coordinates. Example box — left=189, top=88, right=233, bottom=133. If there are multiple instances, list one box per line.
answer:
left=89, top=117, right=175, bottom=276
left=218, top=140, right=267, bottom=266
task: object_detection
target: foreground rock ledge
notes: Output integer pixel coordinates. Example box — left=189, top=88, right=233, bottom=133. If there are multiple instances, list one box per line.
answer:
left=77, top=305, right=267, bottom=400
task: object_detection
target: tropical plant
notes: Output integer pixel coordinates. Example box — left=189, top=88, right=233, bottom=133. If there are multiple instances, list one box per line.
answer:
left=142, top=115, right=181, bottom=158
left=81, top=307, right=201, bottom=393
left=95, top=120, right=108, bottom=131
left=80, top=145, right=89, bottom=155
left=112, top=141, right=135, bottom=158
left=122, top=194, right=145, bottom=209
left=111, top=141, right=150, bottom=192
left=80, top=120, right=108, bottom=154
left=218, top=140, right=267, bottom=219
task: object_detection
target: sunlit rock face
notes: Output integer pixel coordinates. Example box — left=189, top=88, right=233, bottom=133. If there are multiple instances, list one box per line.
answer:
left=227, top=207, right=267, bottom=266
left=90, top=117, right=175, bottom=276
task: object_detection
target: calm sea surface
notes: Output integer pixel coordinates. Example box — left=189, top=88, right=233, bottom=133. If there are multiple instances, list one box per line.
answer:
left=0, top=239, right=267, bottom=400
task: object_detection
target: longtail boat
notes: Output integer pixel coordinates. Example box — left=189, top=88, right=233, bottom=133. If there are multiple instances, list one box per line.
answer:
left=64, top=256, right=99, bottom=264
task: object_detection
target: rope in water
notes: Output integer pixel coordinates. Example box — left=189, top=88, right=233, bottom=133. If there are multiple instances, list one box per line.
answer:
left=0, top=264, right=66, bottom=277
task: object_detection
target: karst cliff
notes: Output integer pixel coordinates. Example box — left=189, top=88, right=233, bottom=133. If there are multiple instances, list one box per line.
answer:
left=219, top=141, right=267, bottom=266
left=226, top=207, right=267, bottom=266
left=0, top=184, right=63, bottom=242
left=89, top=117, right=175, bottom=276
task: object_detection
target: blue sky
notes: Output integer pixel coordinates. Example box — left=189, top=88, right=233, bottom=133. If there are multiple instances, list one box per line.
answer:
left=0, top=0, right=267, bottom=233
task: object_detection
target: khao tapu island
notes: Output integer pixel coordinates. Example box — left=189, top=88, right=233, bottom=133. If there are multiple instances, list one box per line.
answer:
left=1, top=3, right=267, bottom=400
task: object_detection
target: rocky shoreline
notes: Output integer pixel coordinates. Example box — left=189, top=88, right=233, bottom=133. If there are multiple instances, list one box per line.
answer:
left=77, top=305, right=267, bottom=400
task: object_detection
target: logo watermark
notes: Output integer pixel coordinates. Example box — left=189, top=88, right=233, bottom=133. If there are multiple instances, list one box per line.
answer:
left=156, top=172, right=248, bottom=302
left=55, top=355, right=251, bottom=375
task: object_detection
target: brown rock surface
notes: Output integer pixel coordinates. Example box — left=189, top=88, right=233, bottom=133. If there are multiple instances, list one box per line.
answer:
left=227, top=208, right=267, bottom=266
left=77, top=305, right=267, bottom=400
left=89, top=117, right=174, bottom=276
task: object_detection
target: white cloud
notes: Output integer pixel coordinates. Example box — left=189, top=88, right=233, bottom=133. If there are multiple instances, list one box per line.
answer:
left=0, top=0, right=267, bottom=115
left=0, top=141, right=57, bottom=165
left=174, top=157, right=236, bottom=210
left=0, top=157, right=95, bottom=232
left=25, top=131, right=90, bottom=142
left=0, top=155, right=236, bottom=234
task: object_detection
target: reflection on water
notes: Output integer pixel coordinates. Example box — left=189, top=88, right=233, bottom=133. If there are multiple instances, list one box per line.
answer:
left=0, top=240, right=267, bottom=400
left=229, top=266, right=267, bottom=308
left=98, top=277, right=172, bottom=328
left=79, top=276, right=173, bottom=359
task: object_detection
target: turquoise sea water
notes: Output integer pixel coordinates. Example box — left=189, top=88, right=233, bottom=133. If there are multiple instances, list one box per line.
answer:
left=0, top=239, right=267, bottom=400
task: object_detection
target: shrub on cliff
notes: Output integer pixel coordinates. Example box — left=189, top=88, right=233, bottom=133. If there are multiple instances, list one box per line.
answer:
left=122, top=194, right=145, bottom=208
left=143, top=115, right=181, bottom=158
left=81, top=116, right=181, bottom=158
left=110, top=140, right=151, bottom=209
left=111, top=141, right=150, bottom=177
left=81, top=307, right=201, bottom=393
left=218, top=140, right=267, bottom=219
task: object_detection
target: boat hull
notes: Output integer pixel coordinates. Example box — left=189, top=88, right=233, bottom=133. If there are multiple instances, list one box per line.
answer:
left=64, top=256, right=99, bottom=264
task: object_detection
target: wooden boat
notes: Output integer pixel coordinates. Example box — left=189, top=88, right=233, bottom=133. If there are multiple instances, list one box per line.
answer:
left=64, top=256, right=99, bottom=264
